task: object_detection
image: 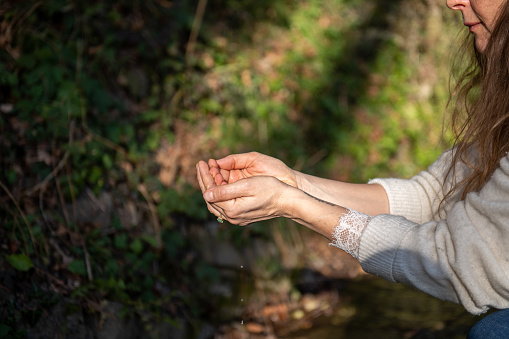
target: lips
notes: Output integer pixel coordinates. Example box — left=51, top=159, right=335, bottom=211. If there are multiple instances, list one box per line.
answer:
left=465, top=22, right=482, bottom=32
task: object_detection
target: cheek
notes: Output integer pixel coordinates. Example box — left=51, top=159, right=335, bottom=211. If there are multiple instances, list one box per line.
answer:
left=487, top=1, right=507, bottom=29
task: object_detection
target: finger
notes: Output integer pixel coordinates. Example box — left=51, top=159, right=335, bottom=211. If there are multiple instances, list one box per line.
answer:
left=208, top=159, right=226, bottom=184
left=219, top=168, right=231, bottom=182
left=215, top=172, right=225, bottom=186
left=196, top=163, right=207, bottom=193
left=201, top=183, right=226, bottom=217
left=208, top=159, right=219, bottom=168
left=209, top=166, right=225, bottom=185
left=197, top=163, right=228, bottom=220
left=209, top=166, right=219, bottom=178
left=228, top=170, right=246, bottom=183
left=206, top=201, right=224, bottom=218
left=198, top=161, right=216, bottom=190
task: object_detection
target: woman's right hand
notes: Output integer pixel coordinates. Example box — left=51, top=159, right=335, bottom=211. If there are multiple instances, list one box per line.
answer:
left=208, top=152, right=299, bottom=188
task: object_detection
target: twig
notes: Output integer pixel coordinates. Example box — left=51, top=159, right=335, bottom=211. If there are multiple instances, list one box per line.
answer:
left=287, top=220, right=305, bottom=259
left=48, top=238, right=73, bottom=266
left=2, top=1, right=43, bottom=56
left=24, top=151, right=70, bottom=196
left=86, top=188, right=107, bottom=212
left=35, top=267, right=70, bottom=292
left=137, top=184, right=162, bottom=250
left=53, top=143, right=71, bottom=227
left=0, top=180, right=35, bottom=255
left=39, top=182, right=52, bottom=233
left=272, top=222, right=291, bottom=268
left=83, top=245, right=93, bottom=281
left=84, top=125, right=128, bottom=158
left=185, top=0, right=208, bottom=61
left=66, top=163, right=77, bottom=223
left=24, top=120, right=75, bottom=196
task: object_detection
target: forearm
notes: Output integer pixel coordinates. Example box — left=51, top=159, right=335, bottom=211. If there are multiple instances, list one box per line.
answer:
left=200, top=165, right=370, bottom=258
left=295, top=171, right=389, bottom=216
left=283, top=185, right=350, bottom=240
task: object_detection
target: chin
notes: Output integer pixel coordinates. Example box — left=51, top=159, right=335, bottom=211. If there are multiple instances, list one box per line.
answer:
left=475, top=38, right=488, bottom=54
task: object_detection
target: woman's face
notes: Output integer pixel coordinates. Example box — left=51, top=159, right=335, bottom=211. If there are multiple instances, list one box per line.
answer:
left=446, top=0, right=507, bottom=53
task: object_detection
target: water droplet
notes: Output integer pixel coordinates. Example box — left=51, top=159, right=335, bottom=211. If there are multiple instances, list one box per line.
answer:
left=241, top=299, right=243, bottom=302
left=240, top=265, right=243, bottom=269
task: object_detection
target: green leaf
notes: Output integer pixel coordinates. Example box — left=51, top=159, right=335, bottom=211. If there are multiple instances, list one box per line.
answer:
left=141, top=234, right=158, bottom=248
left=129, top=239, right=143, bottom=254
left=102, top=154, right=113, bottom=169
left=114, top=234, right=128, bottom=249
left=68, top=260, right=87, bottom=276
left=5, top=254, right=33, bottom=271
left=105, top=259, right=119, bottom=276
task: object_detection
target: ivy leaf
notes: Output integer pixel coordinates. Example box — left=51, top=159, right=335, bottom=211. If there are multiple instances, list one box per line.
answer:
left=5, top=254, right=33, bottom=271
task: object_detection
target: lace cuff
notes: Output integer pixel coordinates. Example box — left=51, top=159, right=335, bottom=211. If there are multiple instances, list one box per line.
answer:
left=329, top=208, right=371, bottom=259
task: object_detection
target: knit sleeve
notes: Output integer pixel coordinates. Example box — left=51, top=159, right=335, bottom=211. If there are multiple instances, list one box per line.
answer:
left=358, top=155, right=509, bottom=315
left=368, top=149, right=468, bottom=224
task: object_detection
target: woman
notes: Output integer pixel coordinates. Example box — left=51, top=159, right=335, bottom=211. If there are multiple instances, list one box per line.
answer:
left=196, top=0, right=509, bottom=337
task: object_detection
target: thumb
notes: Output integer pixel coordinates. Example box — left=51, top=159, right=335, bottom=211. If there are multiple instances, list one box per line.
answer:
left=203, top=181, right=247, bottom=203
left=216, top=153, right=254, bottom=170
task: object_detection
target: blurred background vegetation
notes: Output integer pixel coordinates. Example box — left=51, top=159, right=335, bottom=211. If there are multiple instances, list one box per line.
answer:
left=1, top=0, right=480, bottom=338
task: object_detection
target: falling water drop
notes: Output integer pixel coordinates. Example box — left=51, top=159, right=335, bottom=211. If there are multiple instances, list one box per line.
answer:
left=240, top=265, right=245, bottom=327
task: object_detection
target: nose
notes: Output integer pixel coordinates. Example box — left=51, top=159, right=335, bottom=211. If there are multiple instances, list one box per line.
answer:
left=446, top=0, right=470, bottom=10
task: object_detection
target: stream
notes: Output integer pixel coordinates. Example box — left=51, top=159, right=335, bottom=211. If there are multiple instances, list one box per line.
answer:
left=199, top=225, right=482, bottom=339
left=280, top=276, right=480, bottom=339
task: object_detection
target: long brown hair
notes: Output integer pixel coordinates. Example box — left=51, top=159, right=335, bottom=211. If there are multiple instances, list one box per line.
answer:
left=444, top=2, right=509, bottom=203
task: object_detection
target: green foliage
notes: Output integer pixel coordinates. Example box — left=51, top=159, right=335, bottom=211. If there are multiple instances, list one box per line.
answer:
left=158, top=186, right=209, bottom=221
left=1, top=0, right=460, bottom=335
left=5, top=254, right=33, bottom=272
left=0, top=324, right=11, bottom=338
left=68, top=260, right=87, bottom=276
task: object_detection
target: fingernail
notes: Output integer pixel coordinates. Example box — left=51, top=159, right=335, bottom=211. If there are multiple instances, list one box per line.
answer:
left=204, top=191, right=213, bottom=201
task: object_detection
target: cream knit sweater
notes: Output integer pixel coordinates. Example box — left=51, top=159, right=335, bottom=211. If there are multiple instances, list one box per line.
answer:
left=361, top=150, right=509, bottom=314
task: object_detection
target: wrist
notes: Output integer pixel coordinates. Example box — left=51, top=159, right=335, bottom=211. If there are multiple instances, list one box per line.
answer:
left=276, top=183, right=298, bottom=220
left=284, top=188, right=348, bottom=240
left=293, top=170, right=307, bottom=191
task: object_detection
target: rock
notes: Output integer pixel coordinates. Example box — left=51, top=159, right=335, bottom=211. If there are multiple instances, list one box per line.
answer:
left=64, top=189, right=113, bottom=229
left=27, top=299, right=93, bottom=339
left=91, top=301, right=141, bottom=339
left=151, top=318, right=188, bottom=339
left=197, top=324, right=216, bottom=339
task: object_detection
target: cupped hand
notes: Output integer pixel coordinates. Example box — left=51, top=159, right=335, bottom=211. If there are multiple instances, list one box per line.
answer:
left=208, top=152, right=298, bottom=188
left=202, top=175, right=295, bottom=226
left=196, top=160, right=225, bottom=218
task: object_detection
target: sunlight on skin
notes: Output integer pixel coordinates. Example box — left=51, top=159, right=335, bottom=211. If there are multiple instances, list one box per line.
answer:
left=446, top=0, right=506, bottom=53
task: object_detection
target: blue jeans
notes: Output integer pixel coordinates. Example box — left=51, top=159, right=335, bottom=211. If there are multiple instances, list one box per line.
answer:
left=467, top=309, right=509, bottom=339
